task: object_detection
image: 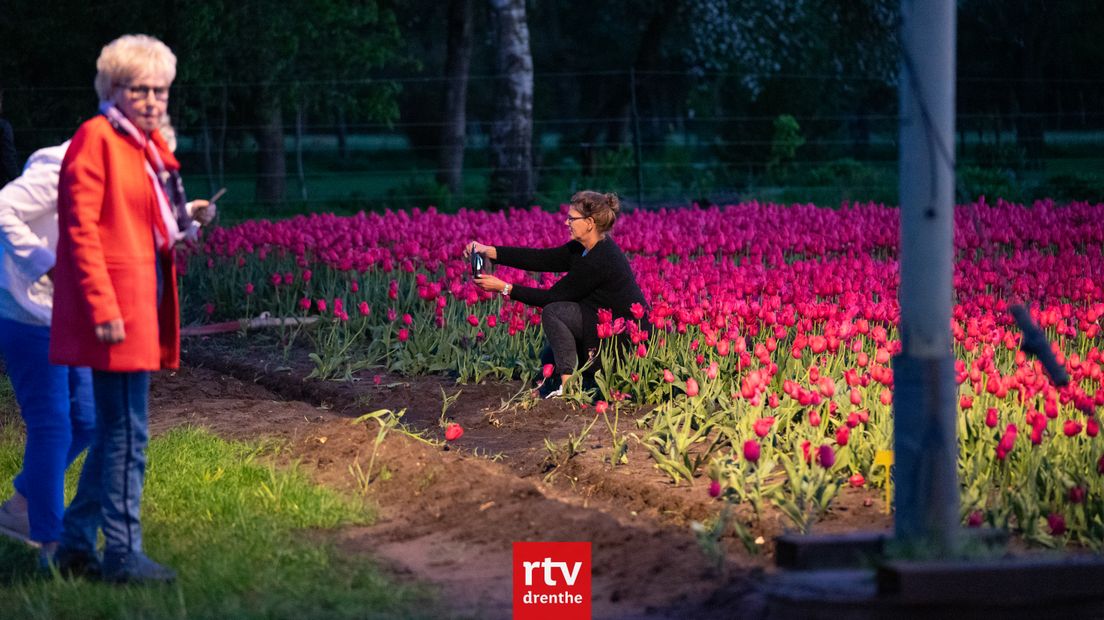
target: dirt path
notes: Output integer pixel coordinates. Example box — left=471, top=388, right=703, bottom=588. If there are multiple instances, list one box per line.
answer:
left=147, top=335, right=892, bottom=618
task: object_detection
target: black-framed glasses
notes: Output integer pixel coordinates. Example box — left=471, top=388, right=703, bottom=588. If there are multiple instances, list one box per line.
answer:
left=119, top=84, right=170, bottom=101
left=565, top=215, right=588, bottom=224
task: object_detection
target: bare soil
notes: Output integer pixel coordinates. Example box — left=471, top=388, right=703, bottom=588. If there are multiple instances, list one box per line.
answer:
left=144, top=333, right=894, bottom=619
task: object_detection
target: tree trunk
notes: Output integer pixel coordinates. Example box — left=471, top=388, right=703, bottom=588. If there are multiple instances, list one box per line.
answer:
left=295, top=101, right=308, bottom=201
left=488, top=0, right=533, bottom=210
left=201, top=100, right=216, bottom=196
left=218, top=83, right=228, bottom=189
left=334, top=104, right=349, bottom=161
left=579, top=0, right=677, bottom=176
left=438, top=0, right=474, bottom=194
left=254, top=92, right=286, bottom=205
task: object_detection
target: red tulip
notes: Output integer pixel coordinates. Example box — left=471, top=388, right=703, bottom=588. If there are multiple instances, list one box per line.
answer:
left=753, top=417, right=775, bottom=438
left=848, top=472, right=865, bottom=487
left=996, top=424, right=1017, bottom=460
left=1063, top=420, right=1083, bottom=437
left=444, top=423, right=464, bottom=441
left=595, top=400, right=609, bottom=415
left=835, top=426, right=850, bottom=447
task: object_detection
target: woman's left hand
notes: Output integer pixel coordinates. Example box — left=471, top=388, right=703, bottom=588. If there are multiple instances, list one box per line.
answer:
left=186, top=199, right=217, bottom=225
left=474, top=274, right=506, bottom=293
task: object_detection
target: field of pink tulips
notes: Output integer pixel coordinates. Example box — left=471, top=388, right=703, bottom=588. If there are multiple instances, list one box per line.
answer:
left=181, top=198, right=1104, bottom=549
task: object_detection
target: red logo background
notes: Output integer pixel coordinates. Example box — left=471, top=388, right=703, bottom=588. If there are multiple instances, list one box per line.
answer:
left=512, top=541, right=592, bottom=620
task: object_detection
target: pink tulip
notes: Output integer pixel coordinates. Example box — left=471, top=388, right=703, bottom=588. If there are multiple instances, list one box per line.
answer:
left=685, top=378, right=699, bottom=397
left=743, top=440, right=761, bottom=463
left=708, top=479, right=722, bottom=498
left=1068, top=486, right=1086, bottom=504
left=1047, top=512, right=1066, bottom=536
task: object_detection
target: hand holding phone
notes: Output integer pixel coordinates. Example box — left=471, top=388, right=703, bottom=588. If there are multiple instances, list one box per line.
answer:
left=470, top=251, right=485, bottom=277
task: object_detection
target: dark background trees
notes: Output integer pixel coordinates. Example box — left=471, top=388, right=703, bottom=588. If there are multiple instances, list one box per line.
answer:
left=2, top=0, right=1103, bottom=209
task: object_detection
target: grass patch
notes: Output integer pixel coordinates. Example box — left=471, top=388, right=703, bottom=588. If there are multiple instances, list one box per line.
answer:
left=0, top=425, right=434, bottom=619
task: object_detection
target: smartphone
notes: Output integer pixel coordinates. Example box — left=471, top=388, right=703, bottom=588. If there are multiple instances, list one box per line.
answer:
left=208, top=187, right=228, bottom=203
left=470, top=251, right=484, bottom=277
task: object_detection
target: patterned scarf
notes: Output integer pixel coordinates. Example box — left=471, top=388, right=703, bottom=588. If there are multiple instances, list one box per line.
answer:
left=99, top=101, right=193, bottom=250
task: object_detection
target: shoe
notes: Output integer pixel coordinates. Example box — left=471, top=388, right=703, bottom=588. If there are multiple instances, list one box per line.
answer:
left=536, top=376, right=563, bottom=399
left=41, top=545, right=102, bottom=578
left=0, top=496, right=32, bottom=546
left=102, top=552, right=176, bottom=584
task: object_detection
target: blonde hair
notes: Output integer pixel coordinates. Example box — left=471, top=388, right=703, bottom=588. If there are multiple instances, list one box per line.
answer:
left=94, top=34, right=177, bottom=101
left=570, top=190, right=621, bottom=235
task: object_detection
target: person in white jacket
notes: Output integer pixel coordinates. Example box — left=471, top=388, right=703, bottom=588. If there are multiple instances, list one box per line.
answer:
left=0, top=141, right=95, bottom=557
left=0, top=131, right=214, bottom=560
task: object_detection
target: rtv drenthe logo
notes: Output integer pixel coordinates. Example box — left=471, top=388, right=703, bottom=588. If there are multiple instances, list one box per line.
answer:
left=512, top=541, right=591, bottom=619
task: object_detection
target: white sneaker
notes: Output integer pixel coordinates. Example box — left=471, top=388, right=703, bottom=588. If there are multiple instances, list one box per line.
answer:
left=543, top=386, right=564, bottom=399
left=0, top=497, right=33, bottom=546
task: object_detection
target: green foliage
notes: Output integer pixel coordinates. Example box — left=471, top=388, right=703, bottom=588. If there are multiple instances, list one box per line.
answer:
left=973, top=142, right=1027, bottom=173
left=766, top=115, right=805, bottom=182
left=1042, top=173, right=1104, bottom=204
left=957, top=166, right=1025, bottom=203
left=0, top=427, right=431, bottom=619
left=0, top=375, right=16, bottom=421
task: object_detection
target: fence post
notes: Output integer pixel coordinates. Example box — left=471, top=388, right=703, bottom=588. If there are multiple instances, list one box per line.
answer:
left=630, top=68, right=644, bottom=207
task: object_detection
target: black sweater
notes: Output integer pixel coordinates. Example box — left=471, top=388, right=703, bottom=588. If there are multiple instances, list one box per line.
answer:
left=496, top=237, right=647, bottom=349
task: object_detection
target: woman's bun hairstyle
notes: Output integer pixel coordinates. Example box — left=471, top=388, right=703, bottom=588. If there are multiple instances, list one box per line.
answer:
left=571, top=190, right=621, bottom=234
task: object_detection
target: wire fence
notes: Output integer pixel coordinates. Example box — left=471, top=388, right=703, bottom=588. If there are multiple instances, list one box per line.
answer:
left=7, top=70, right=1104, bottom=213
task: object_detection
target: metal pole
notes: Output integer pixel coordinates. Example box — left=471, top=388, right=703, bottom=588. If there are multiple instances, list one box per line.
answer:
left=893, top=0, right=958, bottom=554
left=630, top=68, right=644, bottom=208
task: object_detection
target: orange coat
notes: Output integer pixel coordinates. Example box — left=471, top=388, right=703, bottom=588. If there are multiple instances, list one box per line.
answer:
left=49, top=115, right=180, bottom=371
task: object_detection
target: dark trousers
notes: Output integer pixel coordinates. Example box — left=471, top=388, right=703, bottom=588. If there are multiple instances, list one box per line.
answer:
left=542, top=301, right=589, bottom=376
left=60, top=370, right=151, bottom=561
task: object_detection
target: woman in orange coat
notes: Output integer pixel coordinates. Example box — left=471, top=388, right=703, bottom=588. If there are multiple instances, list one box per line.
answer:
left=48, top=34, right=190, bottom=583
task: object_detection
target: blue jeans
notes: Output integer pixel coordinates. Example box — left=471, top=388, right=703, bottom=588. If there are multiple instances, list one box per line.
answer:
left=60, top=370, right=150, bottom=560
left=0, top=317, right=95, bottom=543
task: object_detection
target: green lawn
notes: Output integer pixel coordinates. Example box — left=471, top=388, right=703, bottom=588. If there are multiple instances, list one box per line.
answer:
left=0, top=385, right=433, bottom=620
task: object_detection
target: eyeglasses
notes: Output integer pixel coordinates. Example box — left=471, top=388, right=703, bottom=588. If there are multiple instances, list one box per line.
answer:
left=120, top=84, right=170, bottom=101
left=565, top=215, right=588, bottom=224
